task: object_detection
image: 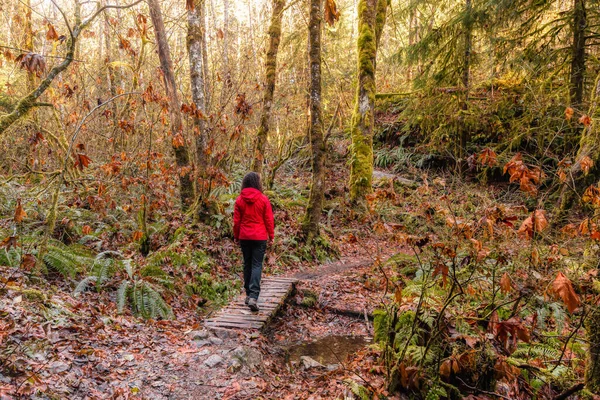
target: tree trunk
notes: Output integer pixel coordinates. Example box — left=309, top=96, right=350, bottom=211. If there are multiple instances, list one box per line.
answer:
left=187, top=0, right=210, bottom=180
left=458, top=0, right=472, bottom=161
left=558, top=73, right=600, bottom=214
left=302, top=0, right=325, bottom=243
left=348, top=0, right=388, bottom=203
left=570, top=0, right=587, bottom=108
left=586, top=306, right=600, bottom=394
left=148, top=0, right=194, bottom=209
left=252, top=0, right=286, bottom=175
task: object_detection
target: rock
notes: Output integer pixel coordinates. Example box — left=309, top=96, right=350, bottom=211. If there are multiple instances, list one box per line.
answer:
left=227, top=359, right=242, bottom=373
left=300, top=356, right=324, bottom=369
left=231, top=346, right=246, bottom=359
left=189, top=330, right=210, bottom=340
left=209, top=337, right=224, bottom=345
left=194, top=340, right=210, bottom=348
left=122, top=354, right=135, bottom=362
left=209, top=327, right=238, bottom=339
left=326, top=364, right=340, bottom=371
left=204, top=354, right=224, bottom=368
left=48, top=361, right=70, bottom=374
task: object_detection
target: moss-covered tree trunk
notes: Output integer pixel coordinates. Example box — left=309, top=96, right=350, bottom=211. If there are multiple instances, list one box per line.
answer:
left=570, top=0, right=587, bottom=108
left=187, top=0, right=210, bottom=180
left=148, top=0, right=194, bottom=209
left=558, top=73, right=600, bottom=215
left=252, top=0, right=286, bottom=175
left=348, top=0, right=388, bottom=203
left=458, top=0, right=472, bottom=161
left=302, top=0, right=325, bottom=242
left=586, top=306, right=600, bottom=393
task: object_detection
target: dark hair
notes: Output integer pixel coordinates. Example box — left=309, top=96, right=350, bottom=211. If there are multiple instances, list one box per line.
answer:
left=241, top=172, right=262, bottom=192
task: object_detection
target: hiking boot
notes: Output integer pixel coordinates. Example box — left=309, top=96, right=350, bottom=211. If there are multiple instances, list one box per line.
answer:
left=245, top=296, right=250, bottom=305
left=248, top=297, right=259, bottom=312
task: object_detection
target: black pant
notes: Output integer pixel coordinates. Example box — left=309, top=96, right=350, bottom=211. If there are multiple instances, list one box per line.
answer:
left=240, top=240, right=266, bottom=300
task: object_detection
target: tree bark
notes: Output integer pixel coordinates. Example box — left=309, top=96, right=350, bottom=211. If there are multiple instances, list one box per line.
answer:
left=348, top=0, right=388, bottom=203
left=148, top=0, right=194, bottom=209
left=302, top=0, right=325, bottom=242
left=187, top=0, right=210, bottom=180
left=586, top=306, right=600, bottom=394
left=458, top=0, right=472, bottom=161
left=570, top=0, right=587, bottom=108
left=252, top=0, right=286, bottom=175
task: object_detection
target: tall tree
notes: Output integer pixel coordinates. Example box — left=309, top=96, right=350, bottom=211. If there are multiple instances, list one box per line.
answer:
left=348, top=0, right=388, bottom=203
left=570, top=0, right=587, bottom=108
left=148, top=0, right=194, bottom=209
left=187, top=0, right=210, bottom=180
left=302, top=0, right=325, bottom=242
left=252, top=0, right=286, bottom=174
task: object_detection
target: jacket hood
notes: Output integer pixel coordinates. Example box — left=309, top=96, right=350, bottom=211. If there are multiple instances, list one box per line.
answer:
left=240, top=187, right=262, bottom=203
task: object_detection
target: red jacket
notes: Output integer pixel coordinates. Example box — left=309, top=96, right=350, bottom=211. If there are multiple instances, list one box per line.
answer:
left=233, top=188, right=274, bottom=241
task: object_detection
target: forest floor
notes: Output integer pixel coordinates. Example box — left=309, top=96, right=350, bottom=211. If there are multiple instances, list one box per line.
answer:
left=1, top=235, right=404, bottom=399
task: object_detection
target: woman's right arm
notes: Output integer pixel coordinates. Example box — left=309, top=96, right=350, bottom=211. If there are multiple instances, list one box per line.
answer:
left=233, top=199, right=242, bottom=241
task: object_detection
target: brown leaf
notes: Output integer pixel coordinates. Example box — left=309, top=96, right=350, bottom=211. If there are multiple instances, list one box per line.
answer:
left=0, top=236, right=18, bottom=249
left=500, top=272, right=512, bottom=294
left=82, top=225, right=92, bottom=235
left=217, top=29, right=224, bottom=39
left=14, top=199, right=27, bottom=223
left=478, top=148, right=497, bottom=167
left=46, top=23, right=59, bottom=41
left=186, top=0, right=195, bottom=10
left=439, top=359, right=452, bottom=378
left=21, top=254, right=36, bottom=270
left=394, top=287, right=402, bottom=304
left=580, top=155, right=594, bottom=176
left=552, top=272, right=580, bottom=313
left=74, top=153, right=92, bottom=170
left=324, top=0, right=341, bottom=26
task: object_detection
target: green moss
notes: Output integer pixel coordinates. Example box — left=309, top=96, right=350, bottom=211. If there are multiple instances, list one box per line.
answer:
left=586, top=306, right=600, bottom=393
left=300, top=289, right=318, bottom=307
left=22, top=289, right=46, bottom=302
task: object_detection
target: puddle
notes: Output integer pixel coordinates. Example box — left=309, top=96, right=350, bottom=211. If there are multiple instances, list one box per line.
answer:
left=286, top=335, right=371, bottom=365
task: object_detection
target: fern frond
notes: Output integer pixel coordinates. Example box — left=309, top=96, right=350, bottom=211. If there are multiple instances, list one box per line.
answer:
left=343, top=379, right=371, bottom=400
left=74, top=276, right=97, bottom=295
left=116, top=280, right=130, bottom=314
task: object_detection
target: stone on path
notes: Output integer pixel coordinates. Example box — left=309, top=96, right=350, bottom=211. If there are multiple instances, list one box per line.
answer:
left=203, top=354, right=224, bottom=368
left=300, top=356, right=324, bottom=369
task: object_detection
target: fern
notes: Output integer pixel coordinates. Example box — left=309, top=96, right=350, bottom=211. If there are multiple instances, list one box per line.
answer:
left=0, top=248, right=21, bottom=267
left=129, top=281, right=172, bottom=319
left=116, top=280, right=130, bottom=313
left=344, top=379, right=371, bottom=400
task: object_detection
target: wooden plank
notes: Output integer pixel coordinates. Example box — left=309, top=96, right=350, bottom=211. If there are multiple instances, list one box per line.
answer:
left=204, top=277, right=297, bottom=330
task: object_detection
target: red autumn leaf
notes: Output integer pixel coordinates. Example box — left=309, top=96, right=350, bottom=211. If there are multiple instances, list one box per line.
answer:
left=172, top=133, right=185, bottom=148
left=74, top=153, right=92, bottom=170
left=500, top=272, right=512, bottom=294
left=0, top=236, right=18, bottom=249
left=14, top=199, right=27, bottom=223
left=324, top=0, right=341, bottom=26
left=552, top=272, right=580, bottom=313
left=580, top=155, right=594, bottom=176
left=46, top=23, right=59, bottom=41
left=579, top=114, right=592, bottom=127
left=132, top=231, right=144, bottom=241
left=21, top=254, right=36, bottom=270
left=565, top=107, right=574, bottom=121
left=478, top=148, right=497, bottom=167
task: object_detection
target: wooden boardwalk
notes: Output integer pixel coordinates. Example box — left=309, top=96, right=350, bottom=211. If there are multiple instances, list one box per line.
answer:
left=205, top=276, right=299, bottom=330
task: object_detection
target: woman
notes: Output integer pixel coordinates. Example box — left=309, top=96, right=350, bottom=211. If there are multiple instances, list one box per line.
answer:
left=233, top=172, right=274, bottom=312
